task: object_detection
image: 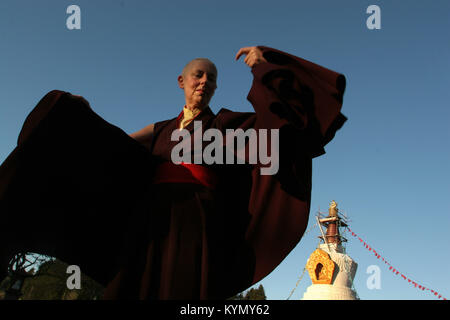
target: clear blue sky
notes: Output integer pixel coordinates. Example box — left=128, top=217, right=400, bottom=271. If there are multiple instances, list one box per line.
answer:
left=1, top=0, right=449, bottom=300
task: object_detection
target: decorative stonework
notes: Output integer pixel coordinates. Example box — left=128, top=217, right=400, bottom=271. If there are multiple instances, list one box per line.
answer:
left=302, top=244, right=359, bottom=300
left=305, top=249, right=335, bottom=285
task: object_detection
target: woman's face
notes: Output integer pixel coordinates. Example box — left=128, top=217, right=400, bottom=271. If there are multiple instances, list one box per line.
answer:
left=178, top=60, right=217, bottom=110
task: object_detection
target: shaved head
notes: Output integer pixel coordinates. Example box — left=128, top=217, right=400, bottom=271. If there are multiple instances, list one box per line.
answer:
left=178, top=58, right=218, bottom=110
left=182, top=58, right=217, bottom=78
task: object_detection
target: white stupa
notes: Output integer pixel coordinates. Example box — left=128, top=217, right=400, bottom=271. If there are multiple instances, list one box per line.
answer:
left=302, top=201, right=359, bottom=300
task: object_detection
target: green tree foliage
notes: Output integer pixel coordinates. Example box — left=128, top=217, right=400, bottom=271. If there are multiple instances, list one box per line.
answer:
left=229, top=284, right=267, bottom=300
left=228, top=292, right=244, bottom=300
left=2, top=256, right=267, bottom=300
left=243, top=284, right=267, bottom=300
left=0, top=258, right=104, bottom=300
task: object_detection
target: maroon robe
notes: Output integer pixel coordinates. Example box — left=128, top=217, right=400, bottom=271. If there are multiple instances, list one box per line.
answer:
left=0, top=46, right=346, bottom=299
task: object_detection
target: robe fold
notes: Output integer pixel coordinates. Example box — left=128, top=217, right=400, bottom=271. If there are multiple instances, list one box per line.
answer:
left=0, top=46, right=346, bottom=299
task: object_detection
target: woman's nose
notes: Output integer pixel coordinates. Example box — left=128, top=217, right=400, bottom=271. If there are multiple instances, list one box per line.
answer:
left=199, top=74, right=216, bottom=89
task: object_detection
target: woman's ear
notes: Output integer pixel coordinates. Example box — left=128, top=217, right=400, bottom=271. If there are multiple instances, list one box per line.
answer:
left=177, top=75, right=184, bottom=89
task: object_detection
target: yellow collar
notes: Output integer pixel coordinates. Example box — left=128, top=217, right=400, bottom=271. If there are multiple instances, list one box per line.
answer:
left=179, top=106, right=202, bottom=129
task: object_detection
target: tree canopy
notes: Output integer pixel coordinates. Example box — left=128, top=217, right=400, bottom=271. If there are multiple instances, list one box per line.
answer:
left=229, top=284, right=267, bottom=300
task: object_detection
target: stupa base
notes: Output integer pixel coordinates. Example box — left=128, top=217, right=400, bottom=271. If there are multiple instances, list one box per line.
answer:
left=302, top=284, right=359, bottom=300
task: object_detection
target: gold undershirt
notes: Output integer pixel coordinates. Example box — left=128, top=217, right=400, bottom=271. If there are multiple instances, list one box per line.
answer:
left=179, top=106, right=202, bottom=129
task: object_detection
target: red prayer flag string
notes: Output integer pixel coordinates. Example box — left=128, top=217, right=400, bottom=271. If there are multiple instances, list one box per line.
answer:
left=345, top=227, right=446, bottom=300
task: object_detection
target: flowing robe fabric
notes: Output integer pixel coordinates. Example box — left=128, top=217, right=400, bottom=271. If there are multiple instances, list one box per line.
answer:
left=0, top=47, right=347, bottom=299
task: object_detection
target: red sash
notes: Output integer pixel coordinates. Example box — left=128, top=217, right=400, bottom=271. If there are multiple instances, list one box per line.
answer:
left=153, top=162, right=218, bottom=189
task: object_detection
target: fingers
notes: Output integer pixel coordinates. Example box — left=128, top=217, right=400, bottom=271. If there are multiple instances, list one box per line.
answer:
left=244, top=54, right=250, bottom=65
left=235, top=47, right=252, bottom=61
left=235, top=46, right=267, bottom=68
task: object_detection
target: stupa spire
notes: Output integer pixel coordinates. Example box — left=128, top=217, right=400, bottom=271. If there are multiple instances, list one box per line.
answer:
left=325, top=200, right=341, bottom=244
